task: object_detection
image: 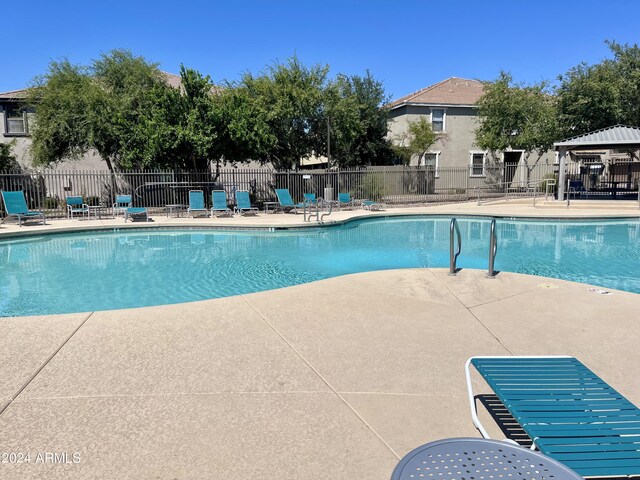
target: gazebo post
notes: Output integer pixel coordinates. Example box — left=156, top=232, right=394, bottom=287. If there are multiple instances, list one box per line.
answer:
left=557, top=147, right=567, bottom=201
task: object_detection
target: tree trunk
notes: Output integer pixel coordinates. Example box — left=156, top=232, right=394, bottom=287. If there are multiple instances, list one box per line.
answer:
left=104, top=157, right=115, bottom=175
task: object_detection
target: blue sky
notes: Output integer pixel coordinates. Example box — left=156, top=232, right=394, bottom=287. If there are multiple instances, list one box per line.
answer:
left=5, top=0, right=639, bottom=100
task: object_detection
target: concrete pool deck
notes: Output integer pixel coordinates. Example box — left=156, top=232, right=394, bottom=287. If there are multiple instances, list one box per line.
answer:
left=1, top=268, right=640, bottom=479
left=1, top=201, right=640, bottom=479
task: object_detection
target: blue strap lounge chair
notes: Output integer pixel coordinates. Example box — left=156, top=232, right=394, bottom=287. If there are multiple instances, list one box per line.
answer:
left=211, top=190, right=232, bottom=217
left=337, top=192, right=355, bottom=210
left=234, top=190, right=258, bottom=216
left=187, top=190, right=209, bottom=218
left=303, top=193, right=317, bottom=205
left=466, top=356, right=640, bottom=478
left=275, top=188, right=305, bottom=213
left=113, top=194, right=148, bottom=222
left=66, top=196, right=89, bottom=219
left=1, top=191, right=46, bottom=227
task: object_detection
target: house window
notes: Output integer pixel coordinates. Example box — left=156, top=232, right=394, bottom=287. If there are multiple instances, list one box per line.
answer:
left=431, top=108, right=445, bottom=132
left=4, top=105, right=28, bottom=135
left=422, top=151, right=440, bottom=176
left=470, top=152, right=485, bottom=177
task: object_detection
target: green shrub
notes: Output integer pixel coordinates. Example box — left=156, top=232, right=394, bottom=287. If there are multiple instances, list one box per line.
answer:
left=43, top=196, right=59, bottom=209
left=357, top=172, right=385, bottom=200
left=540, top=173, right=558, bottom=193
left=85, top=195, right=101, bottom=206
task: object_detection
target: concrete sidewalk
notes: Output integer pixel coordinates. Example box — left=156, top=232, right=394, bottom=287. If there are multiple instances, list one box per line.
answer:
left=1, top=268, right=639, bottom=479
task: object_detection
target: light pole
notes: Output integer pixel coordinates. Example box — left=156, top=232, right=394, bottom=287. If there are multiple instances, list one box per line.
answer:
left=327, top=116, right=331, bottom=167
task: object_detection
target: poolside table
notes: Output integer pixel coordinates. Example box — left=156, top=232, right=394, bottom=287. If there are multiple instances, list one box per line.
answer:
left=165, top=204, right=186, bottom=217
left=88, top=205, right=109, bottom=220
left=390, top=438, right=582, bottom=480
left=263, top=201, right=280, bottom=214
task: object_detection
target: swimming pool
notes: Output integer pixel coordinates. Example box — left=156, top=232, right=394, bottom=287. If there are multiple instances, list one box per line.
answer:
left=1, top=216, right=639, bottom=316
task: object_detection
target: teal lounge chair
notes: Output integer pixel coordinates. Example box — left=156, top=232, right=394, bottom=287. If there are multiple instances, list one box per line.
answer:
left=466, top=356, right=640, bottom=478
left=187, top=190, right=209, bottom=218
left=234, top=190, right=258, bottom=216
left=275, top=188, right=305, bottom=213
left=303, top=193, right=317, bottom=205
left=211, top=190, right=232, bottom=217
left=113, top=195, right=148, bottom=222
left=1, top=191, right=45, bottom=227
left=337, top=192, right=354, bottom=210
left=66, top=196, right=89, bottom=219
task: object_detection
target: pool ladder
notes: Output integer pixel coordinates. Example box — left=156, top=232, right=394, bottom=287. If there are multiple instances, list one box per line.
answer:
left=303, top=198, right=332, bottom=222
left=448, top=217, right=498, bottom=278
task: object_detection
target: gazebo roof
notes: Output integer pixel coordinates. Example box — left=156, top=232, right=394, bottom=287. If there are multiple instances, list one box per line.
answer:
left=554, top=125, right=640, bottom=149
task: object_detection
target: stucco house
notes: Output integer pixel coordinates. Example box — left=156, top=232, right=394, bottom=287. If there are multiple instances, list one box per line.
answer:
left=387, top=77, right=556, bottom=184
left=0, top=72, right=185, bottom=171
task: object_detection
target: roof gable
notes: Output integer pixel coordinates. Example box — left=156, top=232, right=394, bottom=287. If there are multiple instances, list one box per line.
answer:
left=0, top=89, right=29, bottom=101
left=0, top=71, right=217, bottom=100
left=388, top=77, right=484, bottom=109
left=555, top=125, right=640, bottom=147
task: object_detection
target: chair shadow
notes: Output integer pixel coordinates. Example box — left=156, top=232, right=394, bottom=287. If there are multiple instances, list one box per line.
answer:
left=476, top=394, right=532, bottom=447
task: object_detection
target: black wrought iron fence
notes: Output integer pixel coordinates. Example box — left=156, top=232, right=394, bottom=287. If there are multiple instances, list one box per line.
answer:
left=0, top=164, right=558, bottom=218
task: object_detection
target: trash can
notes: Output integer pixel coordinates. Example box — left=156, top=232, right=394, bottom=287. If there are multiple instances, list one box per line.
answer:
left=324, top=187, right=334, bottom=202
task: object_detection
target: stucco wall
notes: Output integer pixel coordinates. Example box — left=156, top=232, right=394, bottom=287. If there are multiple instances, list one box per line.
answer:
left=0, top=106, right=108, bottom=171
left=388, top=105, right=480, bottom=169
left=388, top=104, right=557, bottom=183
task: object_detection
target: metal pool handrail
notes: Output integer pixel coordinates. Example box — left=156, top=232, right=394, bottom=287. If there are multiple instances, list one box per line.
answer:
left=449, top=218, right=462, bottom=275
left=303, top=197, right=332, bottom=222
left=487, top=218, right=497, bottom=278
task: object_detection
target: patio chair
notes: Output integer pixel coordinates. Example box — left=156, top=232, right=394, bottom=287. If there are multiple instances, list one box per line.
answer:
left=466, top=356, right=640, bottom=478
left=113, top=195, right=130, bottom=216
left=234, top=190, right=259, bottom=216
left=337, top=192, right=355, bottom=210
left=187, top=190, right=209, bottom=218
left=211, top=190, right=232, bottom=217
left=1, top=190, right=46, bottom=227
left=362, top=200, right=385, bottom=211
left=275, top=188, right=305, bottom=214
left=391, top=437, right=582, bottom=480
left=113, top=194, right=148, bottom=222
left=66, top=196, right=89, bottom=219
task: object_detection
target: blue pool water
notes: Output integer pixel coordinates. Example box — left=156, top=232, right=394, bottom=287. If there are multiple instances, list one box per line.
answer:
left=1, top=216, right=639, bottom=316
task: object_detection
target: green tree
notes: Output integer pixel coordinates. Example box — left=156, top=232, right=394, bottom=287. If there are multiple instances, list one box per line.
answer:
left=29, top=50, right=173, bottom=172
left=171, top=65, right=223, bottom=170
left=325, top=71, right=392, bottom=167
left=407, top=118, right=437, bottom=165
left=28, top=60, right=96, bottom=167
left=211, top=79, right=274, bottom=166
left=231, top=56, right=328, bottom=170
left=0, top=141, right=19, bottom=170
left=557, top=41, right=640, bottom=136
left=475, top=72, right=559, bottom=180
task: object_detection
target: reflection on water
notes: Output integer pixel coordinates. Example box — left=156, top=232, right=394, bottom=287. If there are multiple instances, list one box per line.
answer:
left=1, top=217, right=639, bottom=316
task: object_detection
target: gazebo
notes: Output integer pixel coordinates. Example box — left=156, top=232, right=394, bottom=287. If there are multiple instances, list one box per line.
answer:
left=555, top=125, right=640, bottom=200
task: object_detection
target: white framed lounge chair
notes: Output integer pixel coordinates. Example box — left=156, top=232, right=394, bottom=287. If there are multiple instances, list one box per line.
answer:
left=234, top=190, right=259, bottom=216
left=211, top=190, right=232, bottom=217
left=187, top=190, right=209, bottom=218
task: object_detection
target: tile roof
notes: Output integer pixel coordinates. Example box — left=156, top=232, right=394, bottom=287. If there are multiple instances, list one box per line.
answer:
left=0, top=89, right=30, bottom=100
left=388, top=77, right=484, bottom=109
left=554, top=125, right=640, bottom=147
left=160, top=71, right=182, bottom=89
left=0, top=72, right=219, bottom=99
